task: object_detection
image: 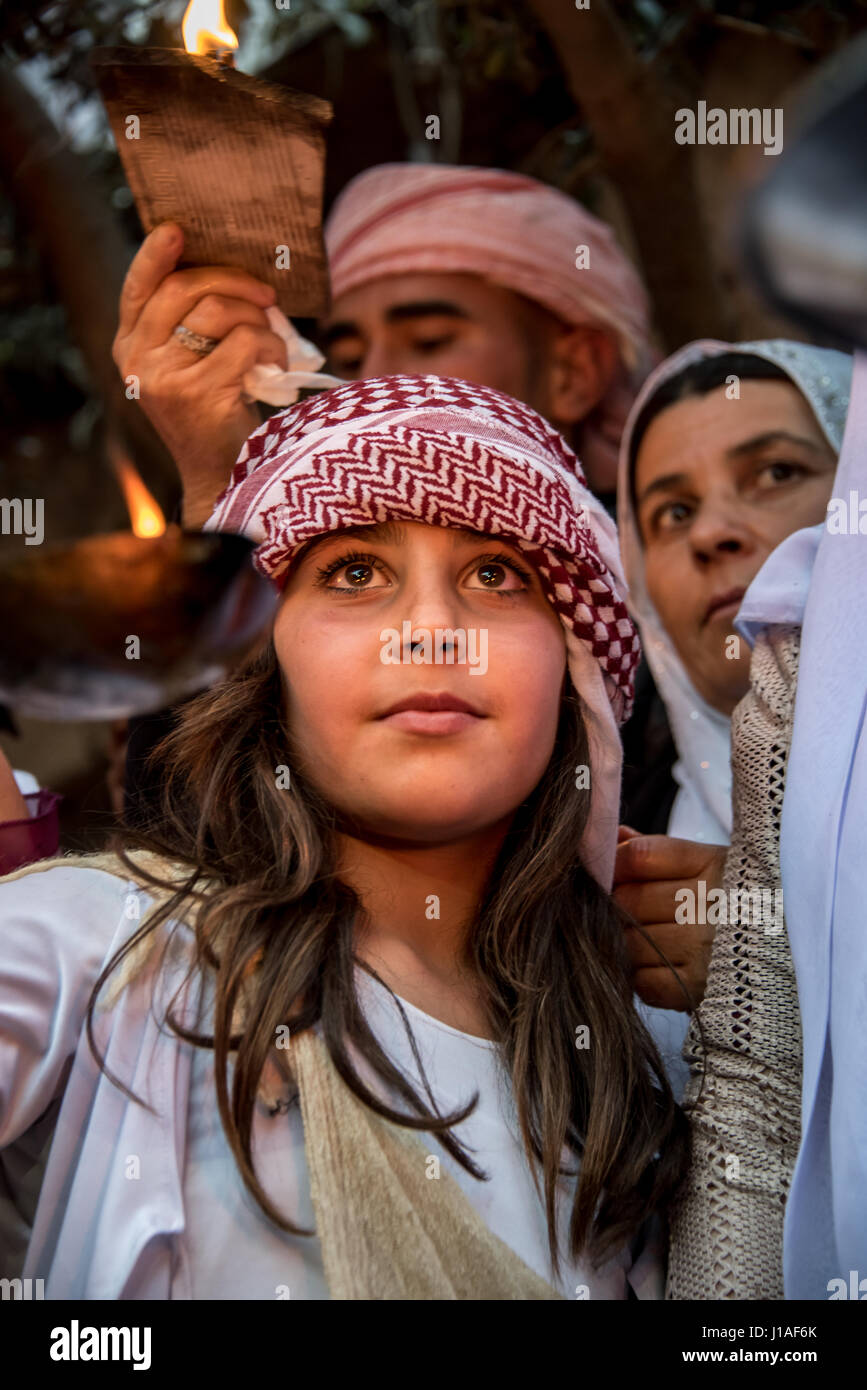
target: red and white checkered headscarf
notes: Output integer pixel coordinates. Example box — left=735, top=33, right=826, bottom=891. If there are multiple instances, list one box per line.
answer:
left=207, top=375, right=639, bottom=887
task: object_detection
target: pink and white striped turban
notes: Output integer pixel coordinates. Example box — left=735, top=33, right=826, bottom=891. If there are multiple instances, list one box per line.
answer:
left=325, top=164, right=656, bottom=485
left=206, top=374, right=640, bottom=887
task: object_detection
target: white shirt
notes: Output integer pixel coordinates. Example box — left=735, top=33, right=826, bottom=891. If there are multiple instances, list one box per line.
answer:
left=182, top=967, right=661, bottom=1299
left=0, top=864, right=664, bottom=1298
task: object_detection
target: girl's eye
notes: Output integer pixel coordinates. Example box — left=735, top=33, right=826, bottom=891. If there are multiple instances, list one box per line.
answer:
left=465, top=554, right=532, bottom=593
left=314, top=552, right=389, bottom=592
left=313, top=548, right=532, bottom=595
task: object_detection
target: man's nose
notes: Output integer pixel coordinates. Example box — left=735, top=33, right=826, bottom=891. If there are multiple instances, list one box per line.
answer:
left=358, top=340, right=399, bottom=379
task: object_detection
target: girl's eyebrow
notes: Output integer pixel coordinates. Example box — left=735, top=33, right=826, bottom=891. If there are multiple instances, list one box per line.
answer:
left=325, top=522, right=402, bottom=545
left=298, top=522, right=401, bottom=560
left=301, top=523, right=523, bottom=557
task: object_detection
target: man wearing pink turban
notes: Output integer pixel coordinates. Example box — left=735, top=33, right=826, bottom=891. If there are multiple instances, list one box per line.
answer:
left=114, top=164, right=656, bottom=522
left=320, top=164, right=656, bottom=499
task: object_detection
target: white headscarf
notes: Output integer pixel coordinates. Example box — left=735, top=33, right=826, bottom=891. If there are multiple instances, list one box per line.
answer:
left=617, top=339, right=852, bottom=846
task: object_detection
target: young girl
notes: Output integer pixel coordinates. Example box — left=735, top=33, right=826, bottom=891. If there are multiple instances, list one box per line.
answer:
left=0, top=375, right=687, bottom=1300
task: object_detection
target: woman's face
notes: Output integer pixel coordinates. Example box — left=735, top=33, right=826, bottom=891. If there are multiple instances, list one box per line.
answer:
left=634, top=379, right=837, bottom=715
left=272, top=520, right=567, bottom=844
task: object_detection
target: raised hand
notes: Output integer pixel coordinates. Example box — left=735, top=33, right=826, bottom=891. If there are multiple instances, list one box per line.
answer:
left=112, top=222, right=288, bottom=527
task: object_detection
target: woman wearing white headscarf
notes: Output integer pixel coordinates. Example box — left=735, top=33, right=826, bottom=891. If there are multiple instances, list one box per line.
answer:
left=615, top=339, right=853, bottom=1299
left=617, top=338, right=851, bottom=845
left=613, top=338, right=851, bottom=1149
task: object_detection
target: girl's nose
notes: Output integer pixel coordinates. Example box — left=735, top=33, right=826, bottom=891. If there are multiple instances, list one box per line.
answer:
left=401, top=589, right=465, bottom=635
left=396, top=561, right=467, bottom=637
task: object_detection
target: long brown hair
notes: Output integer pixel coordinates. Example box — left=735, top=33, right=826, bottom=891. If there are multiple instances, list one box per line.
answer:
left=86, top=636, right=689, bottom=1277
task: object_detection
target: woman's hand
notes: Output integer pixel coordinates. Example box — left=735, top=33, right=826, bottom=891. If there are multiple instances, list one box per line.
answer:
left=112, top=222, right=289, bottom=528
left=613, top=827, right=727, bottom=1011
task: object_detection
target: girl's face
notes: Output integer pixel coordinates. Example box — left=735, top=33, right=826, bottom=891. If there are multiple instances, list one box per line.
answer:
left=272, top=520, right=567, bottom=844
left=634, top=379, right=837, bottom=715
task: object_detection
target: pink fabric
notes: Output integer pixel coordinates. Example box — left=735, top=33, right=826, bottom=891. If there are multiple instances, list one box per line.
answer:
left=325, top=164, right=656, bottom=486
left=207, top=374, right=641, bottom=888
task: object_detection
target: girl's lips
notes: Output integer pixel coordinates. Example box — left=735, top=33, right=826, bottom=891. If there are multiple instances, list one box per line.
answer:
left=380, top=709, right=481, bottom=735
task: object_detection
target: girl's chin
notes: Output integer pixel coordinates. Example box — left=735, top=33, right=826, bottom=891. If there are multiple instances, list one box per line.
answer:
left=337, top=804, right=513, bottom=847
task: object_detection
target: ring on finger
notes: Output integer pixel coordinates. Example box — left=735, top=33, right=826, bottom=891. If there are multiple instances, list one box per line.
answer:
left=173, top=324, right=219, bottom=355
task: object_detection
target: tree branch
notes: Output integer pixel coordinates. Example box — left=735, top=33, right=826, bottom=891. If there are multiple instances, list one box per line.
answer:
left=527, top=0, right=735, bottom=348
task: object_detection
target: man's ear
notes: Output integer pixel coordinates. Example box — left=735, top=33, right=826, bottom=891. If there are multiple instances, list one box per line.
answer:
left=546, top=326, right=620, bottom=425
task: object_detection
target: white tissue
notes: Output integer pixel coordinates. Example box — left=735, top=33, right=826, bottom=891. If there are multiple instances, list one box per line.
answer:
left=241, top=306, right=342, bottom=407
left=12, top=769, right=39, bottom=797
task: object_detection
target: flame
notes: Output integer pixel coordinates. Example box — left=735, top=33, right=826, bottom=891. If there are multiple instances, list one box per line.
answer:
left=112, top=455, right=167, bottom=538
left=182, top=0, right=239, bottom=56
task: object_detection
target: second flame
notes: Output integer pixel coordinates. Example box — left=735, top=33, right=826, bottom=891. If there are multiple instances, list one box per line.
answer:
left=112, top=454, right=167, bottom=539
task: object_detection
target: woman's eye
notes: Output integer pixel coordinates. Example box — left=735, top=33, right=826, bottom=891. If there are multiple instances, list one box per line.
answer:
left=756, top=460, right=804, bottom=487
left=655, top=500, right=693, bottom=532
